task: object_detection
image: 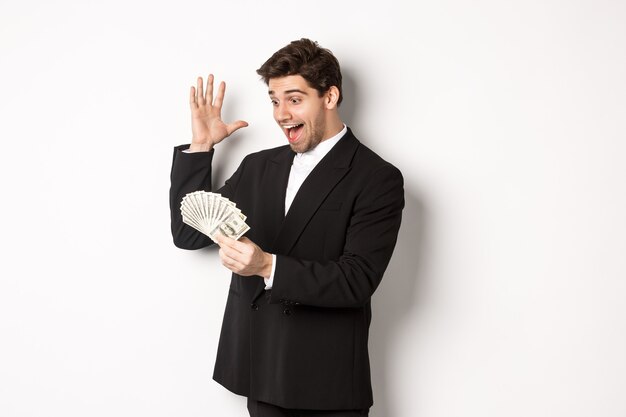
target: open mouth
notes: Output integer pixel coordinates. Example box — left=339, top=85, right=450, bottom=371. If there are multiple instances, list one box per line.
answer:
left=283, top=123, right=304, bottom=143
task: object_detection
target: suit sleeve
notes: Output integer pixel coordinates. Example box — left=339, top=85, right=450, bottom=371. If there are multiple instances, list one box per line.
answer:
left=169, top=145, right=246, bottom=250
left=269, top=164, right=405, bottom=308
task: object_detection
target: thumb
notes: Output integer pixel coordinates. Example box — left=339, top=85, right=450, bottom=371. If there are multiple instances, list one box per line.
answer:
left=226, top=120, right=249, bottom=136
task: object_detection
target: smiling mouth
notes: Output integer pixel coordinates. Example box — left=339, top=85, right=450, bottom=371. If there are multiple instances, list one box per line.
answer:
left=283, top=123, right=304, bottom=142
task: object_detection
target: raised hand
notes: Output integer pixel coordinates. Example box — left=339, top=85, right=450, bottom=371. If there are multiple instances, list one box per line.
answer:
left=189, top=74, right=248, bottom=152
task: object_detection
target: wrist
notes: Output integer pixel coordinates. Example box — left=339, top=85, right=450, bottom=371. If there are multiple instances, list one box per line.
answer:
left=188, top=142, right=213, bottom=152
left=262, top=252, right=273, bottom=279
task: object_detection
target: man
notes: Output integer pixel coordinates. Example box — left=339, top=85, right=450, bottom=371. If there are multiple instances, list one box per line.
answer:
left=170, top=38, right=404, bottom=417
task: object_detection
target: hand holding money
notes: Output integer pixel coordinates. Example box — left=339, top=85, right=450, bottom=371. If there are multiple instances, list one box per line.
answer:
left=215, top=234, right=273, bottom=278
left=188, top=74, right=248, bottom=152
left=180, top=190, right=271, bottom=277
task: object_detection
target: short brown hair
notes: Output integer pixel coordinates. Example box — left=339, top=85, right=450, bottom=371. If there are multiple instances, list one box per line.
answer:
left=257, top=38, right=343, bottom=106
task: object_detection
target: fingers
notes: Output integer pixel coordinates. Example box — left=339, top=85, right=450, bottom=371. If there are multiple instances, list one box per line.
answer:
left=218, top=242, right=254, bottom=273
left=214, top=232, right=229, bottom=247
left=219, top=245, right=242, bottom=263
left=216, top=234, right=256, bottom=260
left=189, top=86, right=197, bottom=108
left=213, top=81, right=226, bottom=109
left=189, top=74, right=247, bottom=137
left=206, top=74, right=214, bottom=106
left=215, top=232, right=247, bottom=252
left=217, top=235, right=266, bottom=276
left=196, top=76, right=204, bottom=104
left=219, top=247, right=243, bottom=270
left=192, top=74, right=219, bottom=107
left=190, top=74, right=239, bottom=111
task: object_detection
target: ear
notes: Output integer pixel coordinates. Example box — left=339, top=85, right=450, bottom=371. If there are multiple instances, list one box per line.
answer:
left=324, top=86, right=341, bottom=109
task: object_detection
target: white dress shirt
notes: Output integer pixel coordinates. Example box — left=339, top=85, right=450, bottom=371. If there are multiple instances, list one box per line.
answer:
left=264, top=125, right=347, bottom=289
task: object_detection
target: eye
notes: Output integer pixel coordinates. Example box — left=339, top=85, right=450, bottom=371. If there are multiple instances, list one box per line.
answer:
left=290, top=97, right=301, bottom=104
left=270, top=99, right=278, bottom=106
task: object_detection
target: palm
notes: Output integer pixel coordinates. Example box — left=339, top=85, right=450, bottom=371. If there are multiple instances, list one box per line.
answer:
left=191, top=108, right=231, bottom=144
left=189, top=74, right=248, bottom=148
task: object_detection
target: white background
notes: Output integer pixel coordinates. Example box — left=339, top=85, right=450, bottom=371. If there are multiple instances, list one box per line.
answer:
left=1, top=0, right=625, bottom=416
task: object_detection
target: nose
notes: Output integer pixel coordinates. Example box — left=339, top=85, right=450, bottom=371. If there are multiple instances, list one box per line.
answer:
left=274, top=102, right=291, bottom=122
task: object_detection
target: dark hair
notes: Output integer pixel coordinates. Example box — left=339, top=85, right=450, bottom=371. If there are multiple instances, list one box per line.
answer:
left=256, top=38, right=343, bottom=106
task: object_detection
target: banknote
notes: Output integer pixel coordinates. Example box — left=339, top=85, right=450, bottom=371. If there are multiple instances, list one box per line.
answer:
left=180, top=191, right=250, bottom=242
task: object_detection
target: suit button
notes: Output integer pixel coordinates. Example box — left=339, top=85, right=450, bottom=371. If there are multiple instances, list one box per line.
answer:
left=283, top=308, right=292, bottom=316
left=250, top=303, right=258, bottom=311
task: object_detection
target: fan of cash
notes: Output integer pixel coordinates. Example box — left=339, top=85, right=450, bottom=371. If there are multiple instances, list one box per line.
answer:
left=180, top=191, right=250, bottom=242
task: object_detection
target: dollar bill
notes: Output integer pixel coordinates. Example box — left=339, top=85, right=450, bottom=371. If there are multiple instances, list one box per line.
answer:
left=180, top=191, right=251, bottom=242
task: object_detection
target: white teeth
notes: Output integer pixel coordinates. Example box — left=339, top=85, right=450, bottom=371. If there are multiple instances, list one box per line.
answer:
left=283, top=124, right=303, bottom=129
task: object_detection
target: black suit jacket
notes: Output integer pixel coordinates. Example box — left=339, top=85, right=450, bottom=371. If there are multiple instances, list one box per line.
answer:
left=170, top=129, right=404, bottom=410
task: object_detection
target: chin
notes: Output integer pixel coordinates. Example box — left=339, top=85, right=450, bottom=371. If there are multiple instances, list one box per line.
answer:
left=289, top=144, right=308, bottom=153
left=288, top=138, right=309, bottom=153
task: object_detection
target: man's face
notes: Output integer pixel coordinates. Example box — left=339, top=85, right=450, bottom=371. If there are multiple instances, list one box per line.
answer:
left=268, top=75, right=331, bottom=153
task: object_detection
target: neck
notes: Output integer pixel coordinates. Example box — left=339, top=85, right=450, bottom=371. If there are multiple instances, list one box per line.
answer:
left=321, top=113, right=345, bottom=142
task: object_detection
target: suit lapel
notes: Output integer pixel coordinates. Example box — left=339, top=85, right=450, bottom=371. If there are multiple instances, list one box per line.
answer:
left=271, top=131, right=360, bottom=255
left=251, top=146, right=295, bottom=303
left=260, top=146, right=295, bottom=250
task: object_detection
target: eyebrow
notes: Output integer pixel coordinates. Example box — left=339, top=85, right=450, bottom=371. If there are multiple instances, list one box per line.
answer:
left=268, top=89, right=309, bottom=96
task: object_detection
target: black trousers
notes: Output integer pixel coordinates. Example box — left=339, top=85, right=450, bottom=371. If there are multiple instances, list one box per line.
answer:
left=247, top=398, right=369, bottom=417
